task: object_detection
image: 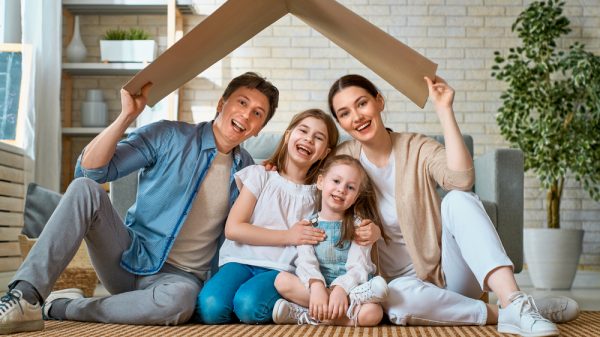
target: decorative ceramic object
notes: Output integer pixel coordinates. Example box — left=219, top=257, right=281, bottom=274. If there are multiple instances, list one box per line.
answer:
left=65, top=16, right=87, bottom=62
left=100, top=40, right=157, bottom=63
left=81, top=89, right=107, bottom=127
left=525, top=228, right=584, bottom=289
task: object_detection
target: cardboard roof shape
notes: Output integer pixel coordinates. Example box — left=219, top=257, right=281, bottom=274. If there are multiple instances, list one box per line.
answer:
left=124, top=0, right=437, bottom=108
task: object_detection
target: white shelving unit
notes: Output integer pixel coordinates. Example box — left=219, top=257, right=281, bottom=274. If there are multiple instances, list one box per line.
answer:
left=60, top=0, right=187, bottom=190
left=62, top=0, right=198, bottom=15
left=62, top=62, right=147, bottom=76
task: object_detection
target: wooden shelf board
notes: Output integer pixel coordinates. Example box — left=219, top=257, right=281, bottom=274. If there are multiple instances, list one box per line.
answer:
left=62, top=62, right=151, bottom=76
left=62, top=0, right=197, bottom=15
left=62, top=127, right=136, bottom=136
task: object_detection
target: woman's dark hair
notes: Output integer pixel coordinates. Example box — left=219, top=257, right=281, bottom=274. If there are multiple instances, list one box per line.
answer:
left=222, top=72, right=279, bottom=125
left=327, top=74, right=381, bottom=121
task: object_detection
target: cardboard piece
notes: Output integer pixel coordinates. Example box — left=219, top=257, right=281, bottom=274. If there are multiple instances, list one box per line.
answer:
left=124, top=0, right=437, bottom=109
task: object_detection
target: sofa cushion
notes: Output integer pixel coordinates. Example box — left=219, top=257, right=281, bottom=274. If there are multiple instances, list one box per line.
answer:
left=22, top=183, right=62, bottom=238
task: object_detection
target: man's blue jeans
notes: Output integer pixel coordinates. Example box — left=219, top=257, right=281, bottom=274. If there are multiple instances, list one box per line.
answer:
left=195, top=262, right=281, bottom=324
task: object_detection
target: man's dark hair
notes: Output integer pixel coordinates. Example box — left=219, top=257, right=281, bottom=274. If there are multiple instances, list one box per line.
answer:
left=221, top=72, right=279, bottom=125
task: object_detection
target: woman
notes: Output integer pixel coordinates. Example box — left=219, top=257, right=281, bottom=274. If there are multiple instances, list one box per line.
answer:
left=326, top=74, right=579, bottom=337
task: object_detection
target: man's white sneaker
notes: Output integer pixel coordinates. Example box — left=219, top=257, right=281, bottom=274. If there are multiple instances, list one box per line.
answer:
left=535, top=296, right=580, bottom=323
left=42, top=288, right=84, bottom=320
left=346, top=276, right=388, bottom=320
left=498, top=291, right=559, bottom=337
left=272, top=299, right=318, bottom=325
left=0, top=289, right=44, bottom=335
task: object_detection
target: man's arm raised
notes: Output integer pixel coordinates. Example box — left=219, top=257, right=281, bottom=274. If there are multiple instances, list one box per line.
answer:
left=81, top=83, right=152, bottom=169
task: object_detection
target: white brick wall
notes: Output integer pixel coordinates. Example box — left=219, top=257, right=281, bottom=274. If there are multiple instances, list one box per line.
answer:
left=64, top=0, right=600, bottom=267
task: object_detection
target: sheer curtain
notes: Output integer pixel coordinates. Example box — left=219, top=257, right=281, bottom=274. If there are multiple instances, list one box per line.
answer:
left=21, top=0, right=61, bottom=191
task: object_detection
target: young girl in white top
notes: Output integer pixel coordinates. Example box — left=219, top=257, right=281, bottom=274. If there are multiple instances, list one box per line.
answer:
left=195, top=109, right=339, bottom=324
left=272, top=154, right=389, bottom=327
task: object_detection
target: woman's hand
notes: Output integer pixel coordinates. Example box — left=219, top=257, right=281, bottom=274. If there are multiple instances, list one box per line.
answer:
left=287, top=220, right=326, bottom=245
left=120, top=82, right=153, bottom=122
left=424, top=76, right=454, bottom=113
left=328, top=286, right=348, bottom=320
left=353, top=219, right=381, bottom=246
left=309, top=281, right=329, bottom=321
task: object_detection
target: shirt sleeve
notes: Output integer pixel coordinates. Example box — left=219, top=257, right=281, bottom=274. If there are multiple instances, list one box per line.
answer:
left=74, top=121, right=173, bottom=183
left=233, top=165, right=268, bottom=199
left=422, top=137, right=474, bottom=191
left=330, top=243, right=375, bottom=294
left=295, top=245, right=326, bottom=289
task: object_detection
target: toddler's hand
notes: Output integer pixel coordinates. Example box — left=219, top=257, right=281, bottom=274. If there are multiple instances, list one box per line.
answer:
left=309, top=282, right=329, bottom=321
left=328, top=286, right=348, bottom=320
left=353, top=219, right=381, bottom=246
left=288, top=220, right=326, bottom=245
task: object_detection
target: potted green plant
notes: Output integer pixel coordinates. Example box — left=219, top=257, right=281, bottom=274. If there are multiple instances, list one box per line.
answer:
left=491, top=0, right=600, bottom=289
left=100, top=28, right=157, bottom=63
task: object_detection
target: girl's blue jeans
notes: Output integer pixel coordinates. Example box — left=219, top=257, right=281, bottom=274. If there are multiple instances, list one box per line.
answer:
left=195, top=262, right=281, bottom=324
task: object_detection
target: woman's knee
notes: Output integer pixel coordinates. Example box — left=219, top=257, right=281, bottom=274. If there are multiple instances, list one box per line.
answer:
left=357, top=304, right=383, bottom=327
left=441, top=190, right=475, bottom=207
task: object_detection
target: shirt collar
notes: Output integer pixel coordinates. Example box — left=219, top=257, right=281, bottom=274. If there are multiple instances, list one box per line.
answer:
left=199, top=121, right=243, bottom=168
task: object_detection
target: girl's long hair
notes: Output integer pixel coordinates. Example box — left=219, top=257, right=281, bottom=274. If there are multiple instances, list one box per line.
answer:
left=315, top=154, right=388, bottom=247
left=266, top=109, right=339, bottom=184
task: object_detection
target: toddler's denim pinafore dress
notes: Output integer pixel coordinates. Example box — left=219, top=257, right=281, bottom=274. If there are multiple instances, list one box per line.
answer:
left=311, top=215, right=352, bottom=286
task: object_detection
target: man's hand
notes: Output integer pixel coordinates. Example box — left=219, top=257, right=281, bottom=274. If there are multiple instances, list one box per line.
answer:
left=287, top=220, right=326, bottom=245
left=120, top=82, right=153, bottom=122
left=262, top=160, right=277, bottom=171
left=309, top=281, right=329, bottom=321
left=327, top=286, right=348, bottom=320
left=353, top=219, right=381, bottom=246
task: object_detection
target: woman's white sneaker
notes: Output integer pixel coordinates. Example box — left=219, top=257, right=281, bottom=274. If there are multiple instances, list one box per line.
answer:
left=535, top=296, right=580, bottom=323
left=498, top=291, right=559, bottom=337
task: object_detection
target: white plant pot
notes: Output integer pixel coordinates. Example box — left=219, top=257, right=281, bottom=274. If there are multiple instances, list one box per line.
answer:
left=100, top=40, right=157, bottom=63
left=524, top=228, right=583, bottom=290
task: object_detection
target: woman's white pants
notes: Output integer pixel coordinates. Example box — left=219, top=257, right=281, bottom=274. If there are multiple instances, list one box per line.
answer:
left=383, top=191, right=513, bottom=326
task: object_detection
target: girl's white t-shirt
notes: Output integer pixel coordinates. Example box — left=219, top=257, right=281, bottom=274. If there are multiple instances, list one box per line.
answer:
left=218, top=165, right=317, bottom=272
left=359, top=151, right=415, bottom=280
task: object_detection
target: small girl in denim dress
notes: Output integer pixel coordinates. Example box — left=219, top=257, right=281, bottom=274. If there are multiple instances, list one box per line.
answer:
left=273, top=154, right=389, bottom=326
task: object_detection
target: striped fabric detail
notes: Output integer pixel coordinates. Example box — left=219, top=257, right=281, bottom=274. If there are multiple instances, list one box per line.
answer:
left=16, top=311, right=599, bottom=337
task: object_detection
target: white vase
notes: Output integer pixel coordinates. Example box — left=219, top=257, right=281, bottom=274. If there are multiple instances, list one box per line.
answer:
left=66, top=16, right=87, bottom=62
left=81, top=89, right=107, bottom=127
left=524, top=228, right=584, bottom=289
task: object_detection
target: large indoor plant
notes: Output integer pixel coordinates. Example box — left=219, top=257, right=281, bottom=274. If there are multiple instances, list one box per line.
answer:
left=491, top=0, right=600, bottom=289
left=100, top=28, right=157, bottom=63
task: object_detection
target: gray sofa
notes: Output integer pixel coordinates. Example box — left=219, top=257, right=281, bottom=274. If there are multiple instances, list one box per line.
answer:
left=110, top=132, right=524, bottom=272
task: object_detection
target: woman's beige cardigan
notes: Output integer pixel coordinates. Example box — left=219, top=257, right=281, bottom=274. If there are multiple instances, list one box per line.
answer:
left=336, top=132, right=474, bottom=287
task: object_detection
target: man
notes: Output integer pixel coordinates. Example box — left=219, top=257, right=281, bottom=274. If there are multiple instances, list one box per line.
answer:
left=0, top=72, right=279, bottom=334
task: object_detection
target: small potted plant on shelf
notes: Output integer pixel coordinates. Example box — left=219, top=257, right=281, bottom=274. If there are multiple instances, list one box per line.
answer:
left=100, top=27, right=157, bottom=63
left=491, top=0, right=600, bottom=289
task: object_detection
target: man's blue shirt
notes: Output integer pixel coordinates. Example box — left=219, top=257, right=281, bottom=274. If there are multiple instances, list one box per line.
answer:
left=75, top=121, right=254, bottom=275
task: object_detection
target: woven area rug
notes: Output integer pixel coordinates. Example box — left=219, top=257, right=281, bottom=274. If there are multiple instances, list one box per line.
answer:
left=13, top=311, right=599, bottom=336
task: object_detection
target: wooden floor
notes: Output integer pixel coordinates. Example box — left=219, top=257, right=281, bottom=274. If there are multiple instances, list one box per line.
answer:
left=11, top=311, right=600, bottom=337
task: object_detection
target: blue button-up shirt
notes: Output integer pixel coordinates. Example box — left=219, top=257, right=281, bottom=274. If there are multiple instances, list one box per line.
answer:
left=75, top=121, right=254, bottom=275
